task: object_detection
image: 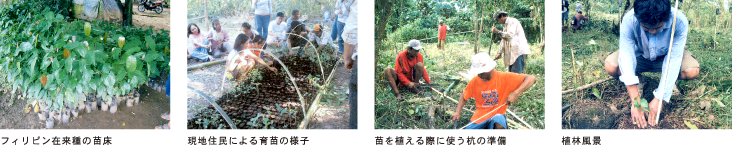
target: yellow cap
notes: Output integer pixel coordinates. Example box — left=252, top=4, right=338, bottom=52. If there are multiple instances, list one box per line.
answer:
left=313, top=24, right=323, bottom=32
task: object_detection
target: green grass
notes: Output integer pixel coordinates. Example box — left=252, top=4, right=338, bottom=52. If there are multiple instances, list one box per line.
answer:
left=562, top=0, right=732, bottom=129
left=375, top=37, right=545, bottom=129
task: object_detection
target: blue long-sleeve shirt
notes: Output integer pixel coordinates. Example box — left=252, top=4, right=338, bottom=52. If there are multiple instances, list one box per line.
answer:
left=618, top=8, right=688, bottom=102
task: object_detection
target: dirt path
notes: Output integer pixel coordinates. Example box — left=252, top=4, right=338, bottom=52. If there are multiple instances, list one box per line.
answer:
left=132, top=4, right=170, bottom=31
left=307, top=63, right=351, bottom=129
left=186, top=60, right=228, bottom=120
left=0, top=85, right=169, bottom=129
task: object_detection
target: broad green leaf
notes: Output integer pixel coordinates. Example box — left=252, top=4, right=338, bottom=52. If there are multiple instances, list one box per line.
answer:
left=64, top=57, right=73, bottom=72
left=592, top=88, right=601, bottom=99
left=40, top=53, right=51, bottom=70
left=145, top=36, right=156, bottom=50
left=104, top=73, right=115, bottom=87
left=20, top=42, right=32, bottom=52
left=126, top=55, right=137, bottom=72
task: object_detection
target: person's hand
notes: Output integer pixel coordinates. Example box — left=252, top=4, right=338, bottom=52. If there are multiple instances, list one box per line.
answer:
left=337, top=10, right=342, bottom=15
left=631, top=99, right=647, bottom=128
left=289, top=50, right=296, bottom=56
left=647, top=98, right=663, bottom=126
left=345, top=58, right=354, bottom=70
left=492, top=26, right=499, bottom=33
left=494, top=54, right=502, bottom=60
left=268, top=67, right=278, bottom=73
left=407, top=82, right=416, bottom=89
left=506, top=92, right=519, bottom=104
left=450, top=112, right=461, bottom=121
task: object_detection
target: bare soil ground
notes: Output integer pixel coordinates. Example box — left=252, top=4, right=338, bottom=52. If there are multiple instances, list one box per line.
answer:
left=132, top=4, right=170, bottom=31
left=0, top=85, right=169, bottom=129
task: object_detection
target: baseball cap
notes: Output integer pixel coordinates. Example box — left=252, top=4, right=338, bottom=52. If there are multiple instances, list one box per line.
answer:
left=493, top=10, right=508, bottom=21
left=313, top=24, right=323, bottom=32
left=408, top=39, right=423, bottom=50
left=468, top=52, right=497, bottom=76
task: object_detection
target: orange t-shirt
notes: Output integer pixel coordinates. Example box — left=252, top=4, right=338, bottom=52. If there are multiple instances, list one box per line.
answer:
left=438, top=25, right=448, bottom=40
left=462, top=71, right=525, bottom=124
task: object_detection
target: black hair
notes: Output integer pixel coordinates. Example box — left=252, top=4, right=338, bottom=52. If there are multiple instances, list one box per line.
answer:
left=211, top=18, right=220, bottom=31
left=578, top=11, right=582, bottom=14
left=633, top=0, right=671, bottom=26
left=276, top=12, right=284, bottom=17
left=241, top=22, right=252, bottom=30
left=233, top=33, right=250, bottom=51
left=252, top=35, right=267, bottom=48
left=288, top=20, right=305, bottom=34
left=498, top=13, right=507, bottom=19
left=187, top=23, right=199, bottom=38
left=292, top=9, right=300, bottom=16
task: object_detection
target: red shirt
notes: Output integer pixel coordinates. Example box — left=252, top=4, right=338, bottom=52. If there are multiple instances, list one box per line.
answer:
left=462, top=71, right=525, bottom=124
left=394, top=50, right=431, bottom=86
left=438, top=25, right=448, bottom=40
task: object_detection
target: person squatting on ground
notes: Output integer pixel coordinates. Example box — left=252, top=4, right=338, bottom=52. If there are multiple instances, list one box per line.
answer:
left=286, top=20, right=310, bottom=56
left=207, top=18, right=233, bottom=58
left=450, top=53, right=536, bottom=129
left=437, top=20, right=450, bottom=50
left=252, top=0, right=272, bottom=40
left=188, top=23, right=214, bottom=62
left=226, top=34, right=278, bottom=83
left=308, top=24, right=336, bottom=53
left=332, top=0, right=353, bottom=54
left=267, top=12, right=288, bottom=48
left=384, top=40, right=432, bottom=102
left=571, top=11, right=590, bottom=32
left=241, top=22, right=258, bottom=48
left=249, top=35, right=274, bottom=65
left=604, top=0, right=699, bottom=128
left=492, top=11, right=531, bottom=74
left=341, top=0, right=358, bottom=129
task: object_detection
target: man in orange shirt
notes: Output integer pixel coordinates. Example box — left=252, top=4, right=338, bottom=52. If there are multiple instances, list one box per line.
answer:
left=451, top=53, right=536, bottom=129
left=384, top=40, right=432, bottom=101
left=437, top=20, right=450, bottom=50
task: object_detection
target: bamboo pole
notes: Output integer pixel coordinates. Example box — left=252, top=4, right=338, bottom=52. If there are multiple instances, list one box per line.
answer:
left=561, top=77, right=613, bottom=94
left=298, top=58, right=341, bottom=129
left=187, top=59, right=226, bottom=70
left=428, top=86, right=534, bottom=129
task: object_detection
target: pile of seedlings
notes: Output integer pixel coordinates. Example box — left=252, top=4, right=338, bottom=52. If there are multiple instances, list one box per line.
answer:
left=0, top=1, right=170, bottom=128
left=188, top=52, right=339, bottom=129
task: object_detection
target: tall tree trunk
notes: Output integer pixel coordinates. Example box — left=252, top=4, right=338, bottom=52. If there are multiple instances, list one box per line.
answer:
left=115, top=0, right=133, bottom=26
left=473, top=1, right=480, bottom=54
left=204, top=0, right=208, bottom=31
left=375, top=0, right=394, bottom=45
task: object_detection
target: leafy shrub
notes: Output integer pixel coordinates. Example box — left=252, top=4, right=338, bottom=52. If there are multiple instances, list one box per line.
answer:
left=0, top=1, right=170, bottom=111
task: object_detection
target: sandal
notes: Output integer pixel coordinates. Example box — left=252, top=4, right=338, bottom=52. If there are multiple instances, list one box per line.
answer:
left=154, top=124, right=170, bottom=129
left=160, top=112, right=170, bottom=120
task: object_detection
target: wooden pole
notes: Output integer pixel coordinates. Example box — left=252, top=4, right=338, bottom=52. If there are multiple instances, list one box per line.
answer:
left=298, top=58, right=341, bottom=129
left=561, top=77, right=613, bottom=94
left=187, top=59, right=226, bottom=70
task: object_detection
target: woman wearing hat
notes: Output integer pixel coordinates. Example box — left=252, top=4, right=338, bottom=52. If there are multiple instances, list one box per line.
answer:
left=450, top=53, right=535, bottom=129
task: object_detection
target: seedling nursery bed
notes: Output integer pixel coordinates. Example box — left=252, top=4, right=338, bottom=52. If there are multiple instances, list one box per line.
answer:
left=188, top=54, right=339, bottom=129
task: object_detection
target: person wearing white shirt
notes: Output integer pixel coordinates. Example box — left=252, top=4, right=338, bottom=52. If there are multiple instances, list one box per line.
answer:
left=308, top=24, right=336, bottom=52
left=252, top=0, right=272, bottom=40
left=267, top=12, right=288, bottom=47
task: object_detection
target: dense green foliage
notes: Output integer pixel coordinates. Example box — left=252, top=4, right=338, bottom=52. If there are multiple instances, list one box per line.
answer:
left=0, top=1, right=170, bottom=111
left=377, top=0, right=544, bottom=44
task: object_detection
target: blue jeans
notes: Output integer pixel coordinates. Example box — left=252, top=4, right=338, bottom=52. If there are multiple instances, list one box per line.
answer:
left=509, top=55, right=525, bottom=74
left=255, top=15, right=270, bottom=40
left=191, top=40, right=211, bottom=61
left=165, top=75, right=170, bottom=96
left=331, top=18, right=346, bottom=54
left=465, top=114, right=507, bottom=129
